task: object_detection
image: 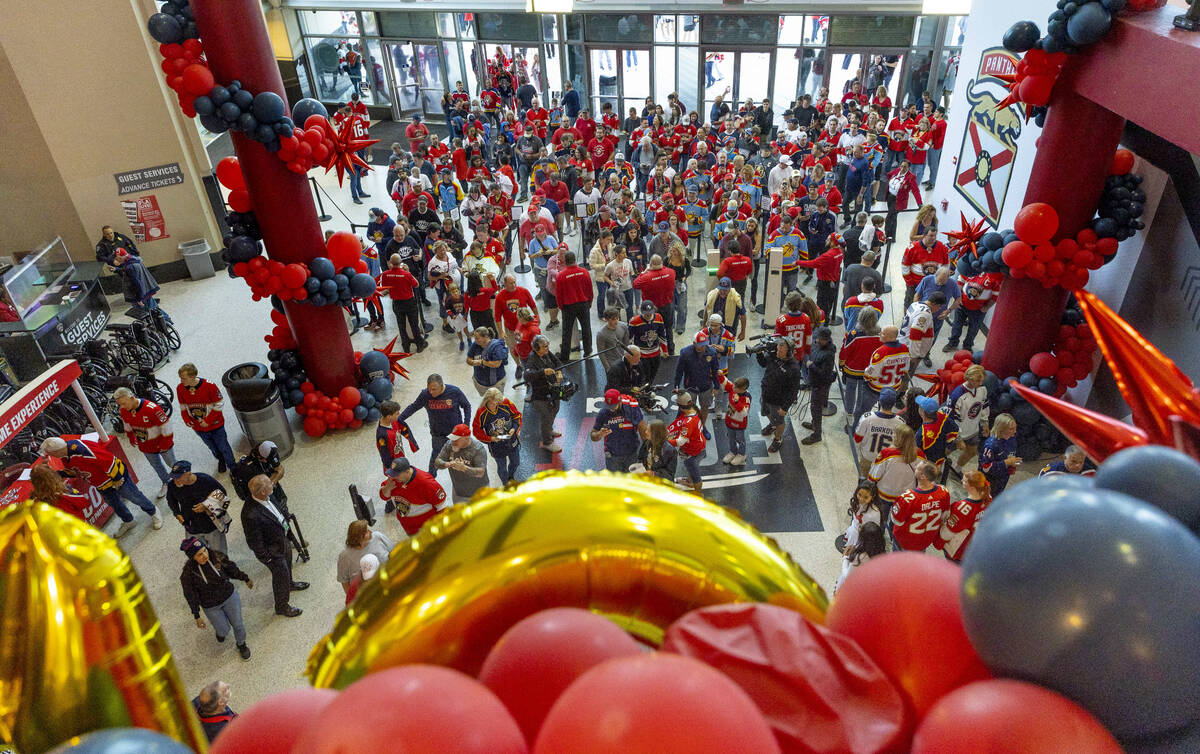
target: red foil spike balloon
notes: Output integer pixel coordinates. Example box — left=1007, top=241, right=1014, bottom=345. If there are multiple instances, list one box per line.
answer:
left=378, top=335, right=413, bottom=381
left=1170, top=415, right=1200, bottom=461
left=1075, top=290, right=1200, bottom=445
left=1012, top=384, right=1149, bottom=462
left=323, top=116, right=380, bottom=186
left=944, top=212, right=988, bottom=262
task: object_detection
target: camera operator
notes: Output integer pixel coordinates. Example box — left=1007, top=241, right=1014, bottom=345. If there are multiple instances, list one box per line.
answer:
left=591, top=389, right=649, bottom=472
left=523, top=335, right=565, bottom=454
left=606, top=346, right=646, bottom=395
left=756, top=338, right=805, bottom=455
left=801, top=327, right=837, bottom=446
left=231, top=441, right=285, bottom=507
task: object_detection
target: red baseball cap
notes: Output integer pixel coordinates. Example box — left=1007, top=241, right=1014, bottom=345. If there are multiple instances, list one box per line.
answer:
left=451, top=424, right=471, bottom=437
left=604, top=389, right=621, bottom=403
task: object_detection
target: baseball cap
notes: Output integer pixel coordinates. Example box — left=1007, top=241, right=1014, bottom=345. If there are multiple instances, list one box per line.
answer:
left=604, top=388, right=621, bottom=404
left=717, top=277, right=732, bottom=290
left=613, top=151, right=624, bottom=159
left=412, top=114, right=422, bottom=121
left=914, top=395, right=941, bottom=415
left=438, top=167, right=451, bottom=174
left=640, top=300, right=657, bottom=315
left=815, top=326, right=832, bottom=341
left=676, top=391, right=694, bottom=407
left=168, top=460, right=192, bottom=480
left=879, top=388, right=899, bottom=410
left=384, top=457, right=413, bottom=478
left=451, top=424, right=471, bottom=437
left=257, top=441, right=277, bottom=456
left=824, top=173, right=836, bottom=181
left=359, top=553, right=380, bottom=580
left=657, top=221, right=670, bottom=232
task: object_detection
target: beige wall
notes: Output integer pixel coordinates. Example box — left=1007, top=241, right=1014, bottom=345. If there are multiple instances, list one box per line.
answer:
left=0, top=0, right=220, bottom=268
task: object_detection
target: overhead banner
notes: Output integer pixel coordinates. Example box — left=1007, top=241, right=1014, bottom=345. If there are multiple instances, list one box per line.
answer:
left=0, top=360, right=82, bottom=449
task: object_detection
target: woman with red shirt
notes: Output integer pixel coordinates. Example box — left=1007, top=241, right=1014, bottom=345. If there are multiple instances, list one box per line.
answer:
left=870, top=85, right=892, bottom=114
left=463, top=269, right=498, bottom=332
left=905, top=118, right=934, bottom=184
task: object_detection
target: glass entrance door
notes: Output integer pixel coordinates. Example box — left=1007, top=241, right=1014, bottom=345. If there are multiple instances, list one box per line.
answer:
left=384, top=42, right=422, bottom=118
left=829, top=50, right=905, bottom=115
left=703, top=50, right=775, bottom=123
left=588, top=47, right=651, bottom=119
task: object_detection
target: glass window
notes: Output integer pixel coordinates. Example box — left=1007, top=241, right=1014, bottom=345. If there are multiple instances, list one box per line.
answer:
left=701, top=15, right=778, bottom=46
left=945, top=16, right=968, bottom=46
left=623, top=49, right=650, bottom=117
left=385, top=42, right=421, bottom=114
left=437, top=13, right=456, bottom=38
left=379, top=12, right=437, bottom=39
left=565, top=15, right=583, bottom=41
left=477, top=13, right=541, bottom=41
left=773, top=48, right=801, bottom=124
left=300, top=10, right=358, bottom=37
left=414, top=44, right=444, bottom=115
left=935, top=49, right=961, bottom=109
left=458, top=13, right=476, bottom=39
left=362, top=12, right=378, bottom=36
left=829, top=17, right=915, bottom=47
left=543, top=43, right=562, bottom=101
left=542, top=15, right=559, bottom=41
left=590, top=49, right=618, bottom=115
left=294, top=52, right=314, bottom=99
left=676, top=45, right=699, bottom=119
left=655, top=15, right=676, bottom=44
left=655, top=46, right=675, bottom=105
left=584, top=14, right=652, bottom=44
left=913, top=16, right=939, bottom=47
left=363, top=40, right=387, bottom=106
left=779, top=16, right=806, bottom=45
left=740, top=52, right=771, bottom=112
left=306, top=38, right=371, bottom=104
left=678, top=15, right=699, bottom=44
left=798, top=48, right=824, bottom=100
left=443, top=42, right=465, bottom=94
left=566, top=44, right=586, bottom=100
left=807, top=16, right=829, bottom=45
left=904, top=49, right=934, bottom=108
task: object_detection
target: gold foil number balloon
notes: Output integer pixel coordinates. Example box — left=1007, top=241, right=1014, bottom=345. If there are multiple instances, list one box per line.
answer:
left=0, top=502, right=207, bottom=753
left=307, top=471, right=828, bottom=688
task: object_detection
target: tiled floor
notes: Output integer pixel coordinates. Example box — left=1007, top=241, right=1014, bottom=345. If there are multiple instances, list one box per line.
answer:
left=103, top=162, right=940, bottom=706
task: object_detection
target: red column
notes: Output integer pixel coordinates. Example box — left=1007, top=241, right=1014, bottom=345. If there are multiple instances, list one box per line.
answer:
left=190, top=0, right=356, bottom=394
left=982, top=77, right=1125, bottom=379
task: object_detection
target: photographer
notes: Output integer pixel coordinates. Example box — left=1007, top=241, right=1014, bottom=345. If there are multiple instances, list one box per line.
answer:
left=606, top=346, right=646, bottom=395
left=591, top=389, right=648, bottom=472
left=801, top=327, right=837, bottom=446
left=231, top=442, right=285, bottom=507
left=524, top=335, right=565, bottom=454
left=756, top=338, right=805, bottom=455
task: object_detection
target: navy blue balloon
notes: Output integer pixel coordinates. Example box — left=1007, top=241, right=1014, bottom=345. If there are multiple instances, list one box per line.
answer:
left=1019, top=371, right=1038, bottom=387
left=353, top=405, right=369, bottom=420
left=1067, top=2, right=1112, bottom=46
left=304, top=276, right=322, bottom=293
left=209, top=86, right=231, bottom=106
left=1095, top=445, right=1200, bottom=532
left=961, top=481, right=1200, bottom=739
left=219, top=102, right=241, bottom=122
left=289, top=389, right=305, bottom=406
left=237, top=112, right=259, bottom=133
left=994, top=392, right=1014, bottom=412
left=227, top=235, right=259, bottom=262
left=309, top=257, right=335, bottom=280
left=47, top=727, right=194, bottom=753
left=1094, top=217, right=1119, bottom=238
left=973, top=350, right=986, bottom=364
left=349, top=273, right=377, bottom=298
left=1003, top=20, right=1042, bottom=53
left=359, top=392, right=377, bottom=409
left=1122, top=718, right=1200, bottom=754
left=366, top=407, right=382, bottom=422
left=359, top=350, right=390, bottom=380
left=251, top=91, right=287, bottom=123
left=981, top=232, right=1005, bottom=251
left=146, top=12, right=183, bottom=43
left=1037, top=376, right=1057, bottom=394
left=255, top=123, right=277, bottom=143
left=367, top=376, right=394, bottom=402
left=198, top=113, right=228, bottom=133
left=1012, top=401, right=1041, bottom=426
left=333, top=274, right=349, bottom=289
left=341, top=266, right=357, bottom=278
left=285, top=377, right=302, bottom=390
left=320, top=279, right=339, bottom=298
left=291, top=97, right=329, bottom=125
left=192, top=95, right=215, bottom=116
left=308, top=293, right=327, bottom=306
left=232, top=88, right=254, bottom=110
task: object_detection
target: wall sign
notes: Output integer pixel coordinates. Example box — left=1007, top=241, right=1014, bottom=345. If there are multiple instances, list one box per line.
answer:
left=953, top=47, right=1023, bottom=228
left=121, top=195, right=170, bottom=242
left=114, top=163, right=184, bottom=195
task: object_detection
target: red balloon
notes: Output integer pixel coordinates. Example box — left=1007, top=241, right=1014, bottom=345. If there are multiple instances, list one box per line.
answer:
left=280, top=263, right=307, bottom=289
left=1056, top=349, right=1076, bottom=368
left=338, top=408, right=354, bottom=423
left=253, top=268, right=272, bottom=283
left=304, top=114, right=330, bottom=133
left=287, top=161, right=308, bottom=174
left=182, top=38, right=203, bottom=58
left=1010, top=265, right=1026, bottom=278
left=327, top=231, right=363, bottom=269
left=1014, top=202, right=1060, bottom=245
left=1026, top=260, right=1046, bottom=279
left=181, top=63, right=215, bottom=96
left=296, top=665, right=526, bottom=753
left=1073, top=363, right=1093, bottom=381
left=1111, top=148, right=1135, bottom=175
left=248, top=258, right=266, bottom=272
left=480, top=608, right=643, bottom=745
left=300, top=381, right=315, bottom=394
left=825, top=553, right=990, bottom=718
left=303, top=416, right=327, bottom=437
left=295, top=404, right=308, bottom=416
left=913, top=680, right=1122, bottom=754
left=662, top=603, right=911, bottom=754
left=349, top=418, right=363, bottom=428
left=1056, top=367, right=1077, bottom=387
left=302, top=392, right=319, bottom=408
left=1045, top=259, right=1065, bottom=278
left=354, top=259, right=368, bottom=274
left=211, top=687, right=338, bottom=754
left=311, top=144, right=330, bottom=163
left=1018, top=74, right=1054, bottom=106
left=269, top=309, right=288, bottom=326
left=954, top=350, right=974, bottom=363
left=1030, top=351, right=1059, bottom=378
left=294, top=287, right=308, bottom=300
left=215, top=156, right=245, bottom=191
left=337, top=386, right=361, bottom=408
left=232, top=262, right=248, bottom=277
left=1000, top=240, right=1034, bottom=268
left=535, top=654, right=780, bottom=753
left=1076, top=228, right=1099, bottom=246
left=1033, top=242, right=1056, bottom=264
left=228, top=189, right=253, bottom=213
left=1096, top=237, right=1119, bottom=256
left=160, top=43, right=184, bottom=59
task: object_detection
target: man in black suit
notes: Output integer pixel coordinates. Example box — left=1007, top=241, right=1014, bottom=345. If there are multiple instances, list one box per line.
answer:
left=240, top=474, right=307, bottom=617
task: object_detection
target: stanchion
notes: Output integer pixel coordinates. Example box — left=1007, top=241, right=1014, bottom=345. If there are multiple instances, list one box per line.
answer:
left=880, top=240, right=893, bottom=294
left=312, top=176, right=332, bottom=222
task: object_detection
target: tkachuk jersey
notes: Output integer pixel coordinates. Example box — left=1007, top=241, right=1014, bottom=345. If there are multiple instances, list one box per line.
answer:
left=864, top=342, right=910, bottom=391
left=774, top=312, right=813, bottom=357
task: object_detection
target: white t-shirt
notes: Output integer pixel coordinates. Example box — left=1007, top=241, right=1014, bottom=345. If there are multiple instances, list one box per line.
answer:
left=604, top=258, right=634, bottom=291
left=837, top=132, right=866, bottom=164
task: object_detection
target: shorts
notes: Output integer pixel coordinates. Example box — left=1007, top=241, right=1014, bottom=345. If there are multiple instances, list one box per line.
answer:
left=542, top=289, right=558, bottom=309
left=762, top=401, right=786, bottom=427
left=959, top=431, right=981, bottom=447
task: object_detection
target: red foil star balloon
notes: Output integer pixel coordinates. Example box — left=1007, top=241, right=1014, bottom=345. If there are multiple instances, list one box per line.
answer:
left=1012, top=383, right=1151, bottom=461
left=378, top=336, right=412, bottom=381
left=323, top=116, right=379, bottom=186
left=944, top=213, right=987, bottom=262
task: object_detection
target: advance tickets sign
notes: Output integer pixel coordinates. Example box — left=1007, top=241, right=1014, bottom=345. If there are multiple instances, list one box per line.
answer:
left=953, top=47, right=1023, bottom=228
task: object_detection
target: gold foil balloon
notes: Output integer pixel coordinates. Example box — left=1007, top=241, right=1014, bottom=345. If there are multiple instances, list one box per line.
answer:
left=0, top=502, right=207, bottom=753
left=307, top=471, right=827, bottom=689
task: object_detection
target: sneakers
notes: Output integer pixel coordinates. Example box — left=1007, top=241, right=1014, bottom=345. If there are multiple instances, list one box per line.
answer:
left=546, top=320, right=560, bottom=329
left=540, top=442, right=562, bottom=453
left=237, top=643, right=251, bottom=661
left=459, top=341, right=465, bottom=352
left=157, top=484, right=168, bottom=499
left=923, top=356, right=933, bottom=367
left=275, top=606, right=303, bottom=617
left=215, top=633, right=226, bottom=643
left=729, top=454, right=746, bottom=466
left=552, top=430, right=562, bottom=437
left=151, top=513, right=164, bottom=530
left=760, top=426, right=774, bottom=437
left=942, top=342, right=958, bottom=353
left=801, top=433, right=822, bottom=445
left=802, top=421, right=814, bottom=431
left=722, top=452, right=734, bottom=464
left=115, top=521, right=137, bottom=537
left=768, top=439, right=783, bottom=454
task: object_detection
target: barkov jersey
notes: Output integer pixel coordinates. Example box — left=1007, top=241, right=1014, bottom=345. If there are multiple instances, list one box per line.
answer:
left=854, top=410, right=905, bottom=465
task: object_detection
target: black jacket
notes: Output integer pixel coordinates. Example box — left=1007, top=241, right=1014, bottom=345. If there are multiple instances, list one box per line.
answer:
left=241, top=497, right=292, bottom=563
left=606, top=358, right=645, bottom=394
left=231, top=452, right=284, bottom=505
left=165, top=473, right=226, bottom=534
left=95, top=233, right=139, bottom=265
left=757, top=353, right=805, bottom=409
left=524, top=350, right=563, bottom=400
left=809, top=341, right=838, bottom=388
left=637, top=440, right=677, bottom=480
left=180, top=550, right=249, bottom=618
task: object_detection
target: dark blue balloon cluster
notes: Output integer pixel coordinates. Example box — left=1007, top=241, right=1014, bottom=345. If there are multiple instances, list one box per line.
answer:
left=267, top=347, right=310, bottom=409
left=359, top=349, right=395, bottom=408
left=146, top=0, right=198, bottom=45
left=194, top=84, right=294, bottom=153
left=1095, top=171, right=1146, bottom=242
left=300, top=257, right=377, bottom=307
left=1004, top=0, right=1126, bottom=57
left=961, top=445, right=1200, bottom=749
left=952, top=230, right=1015, bottom=278
left=219, top=211, right=263, bottom=276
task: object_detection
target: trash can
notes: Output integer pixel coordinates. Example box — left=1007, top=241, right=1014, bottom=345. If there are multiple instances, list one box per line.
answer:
left=221, top=362, right=294, bottom=458
left=180, top=239, right=215, bottom=280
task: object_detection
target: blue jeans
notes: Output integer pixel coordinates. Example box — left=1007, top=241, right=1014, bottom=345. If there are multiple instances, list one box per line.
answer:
left=621, top=289, right=635, bottom=316
left=197, top=426, right=236, bottom=469
left=853, top=382, right=880, bottom=427
left=492, top=446, right=520, bottom=484
left=679, top=453, right=702, bottom=483
left=725, top=425, right=745, bottom=456
left=143, top=447, right=177, bottom=485
left=101, top=473, right=158, bottom=522
left=911, top=163, right=926, bottom=184
left=604, top=450, right=638, bottom=473
left=948, top=307, right=985, bottom=350
left=672, top=288, right=687, bottom=333
left=202, top=589, right=247, bottom=645
left=927, top=148, right=942, bottom=185
left=350, top=168, right=365, bottom=200
left=782, top=270, right=798, bottom=295
left=595, top=281, right=610, bottom=320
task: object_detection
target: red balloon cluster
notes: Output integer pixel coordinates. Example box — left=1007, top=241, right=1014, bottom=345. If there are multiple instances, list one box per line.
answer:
left=215, top=156, right=254, bottom=215
left=157, top=39, right=207, bottom=118
left=277, top=115, right=336, bottom=174
left=265, top=309, right=296, bottom=351
left=1003, top=202, right=1115, bottom=290
left=295, top=382, right=363, bottom=437
left=1029, top=321, right=1099, bottom=397
left=326, top=231, right=367, bottom=271
left=932, top=350, right=979, bottom=401
left=232, top=256, right=311, bottom=303
left=1009, top=48, right=1068, bottom=107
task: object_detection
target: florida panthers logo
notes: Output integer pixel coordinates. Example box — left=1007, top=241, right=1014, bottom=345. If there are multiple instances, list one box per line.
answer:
left=955, top=47, right=1023, bottom=227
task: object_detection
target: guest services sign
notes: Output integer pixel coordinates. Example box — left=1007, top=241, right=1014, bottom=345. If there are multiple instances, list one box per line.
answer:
left=114, top=163, right=184, bottom=195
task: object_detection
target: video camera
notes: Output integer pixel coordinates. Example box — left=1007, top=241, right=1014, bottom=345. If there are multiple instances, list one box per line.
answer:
left=549, top=378, right=579, bottom=403
left=745, top=334, right=785, bottom=356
